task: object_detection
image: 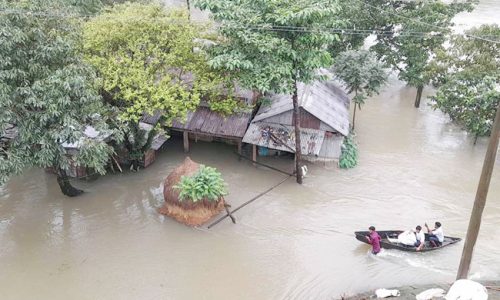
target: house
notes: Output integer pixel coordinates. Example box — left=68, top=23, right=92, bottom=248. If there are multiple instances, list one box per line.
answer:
left=0, top=124, right=17, bottom=148
left=138, top=112, right=169, bottom=168
left=170, top=88, right=255, bottom=154
left=242, top=79, right=350, bottom=162
left=61, top=126, right=112, bottom=178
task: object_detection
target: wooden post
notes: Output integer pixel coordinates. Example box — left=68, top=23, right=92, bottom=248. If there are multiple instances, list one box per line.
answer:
left=292, top=78, right=303, bottom=184
left=183, top=131, right=189, bottom=153
left=252, top=144, right=257, bottom=164
left=237, top=141, right=243, bottom=160
left=457, top=103, right=500, bottom=279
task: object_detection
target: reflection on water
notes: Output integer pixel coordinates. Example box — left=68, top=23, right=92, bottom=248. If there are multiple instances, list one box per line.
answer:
left=1, top=1, right=500, bottom=299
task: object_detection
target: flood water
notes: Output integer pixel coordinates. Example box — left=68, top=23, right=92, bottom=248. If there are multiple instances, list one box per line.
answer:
left=1, top=2, right=500, bottom=299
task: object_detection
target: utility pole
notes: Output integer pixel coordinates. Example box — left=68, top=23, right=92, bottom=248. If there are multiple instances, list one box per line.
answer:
left=457, top=102, right=500, bottom=279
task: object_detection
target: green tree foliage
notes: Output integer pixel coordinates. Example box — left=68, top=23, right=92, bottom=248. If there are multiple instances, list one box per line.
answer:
left=431, top=25, right=500, bottom=84
left=431, top=25, right=500, bottom=140
left=339, top=134, right=358, bottom=169
left=367, top=0, right=473, bottom=107
left=0, top=0, right=119, bottom=196
left=333, top=50, right=387, bottom=130
left=83, top=3, right=225, bottom=124
left=327, top=1, right=375, bottom=58
left=196, top=0, right=342, bottom=183
left=175, top=165, right=226, bottom=202
left=432, top=75, right=499, bottom=140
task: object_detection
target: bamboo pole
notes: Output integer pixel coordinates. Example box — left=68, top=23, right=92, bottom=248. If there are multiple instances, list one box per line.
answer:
left=457, top=103, right=500, bottom=279
left=207, top=175, right=292, bottom=229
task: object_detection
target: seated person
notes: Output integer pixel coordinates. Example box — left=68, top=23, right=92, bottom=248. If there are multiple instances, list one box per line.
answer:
left=414, top=225, right=425, bottom=251
left=425, top=222, right=444, bottom=247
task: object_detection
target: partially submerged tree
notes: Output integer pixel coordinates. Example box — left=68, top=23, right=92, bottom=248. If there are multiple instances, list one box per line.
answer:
left=0, top=1, right=119, bottom=196
left=432, top=75, right=499, bottom=141
left=196, top=0, right=343, bottom=183
left=83, top=4, right=206, bottom=123
left=333, top=50, right=387, bottom=130
left=431, top=25, right=500, bottom=141
left=367, top=0, right=473, bottom=108
left=327, top=0, right=375, bottom=58
left=83, top=3, right=232, bottom=166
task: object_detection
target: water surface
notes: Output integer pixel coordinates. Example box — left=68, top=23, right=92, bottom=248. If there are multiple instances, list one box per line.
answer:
left=1, top=1, right=500, bottom=299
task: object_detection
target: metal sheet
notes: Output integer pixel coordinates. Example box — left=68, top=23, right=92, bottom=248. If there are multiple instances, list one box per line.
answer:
left=242, top=122, right=325, bottom=155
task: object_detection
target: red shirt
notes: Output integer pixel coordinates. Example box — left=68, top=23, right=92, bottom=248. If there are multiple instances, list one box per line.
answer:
left=368, top=231, right=381, bottom=254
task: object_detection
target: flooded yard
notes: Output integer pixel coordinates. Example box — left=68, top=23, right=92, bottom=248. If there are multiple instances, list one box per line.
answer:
left=1, top=1, right=500, bottom=299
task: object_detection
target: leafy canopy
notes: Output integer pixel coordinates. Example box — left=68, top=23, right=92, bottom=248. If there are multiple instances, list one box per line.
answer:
left=327, top=1, right=374, bottom=58
left=431, top=24, right=500, bottom=85
left=0, top=0, right=118, bottom=186
left=83, top=3, right=228, bottom=123
left=367, top=0, right=473, bottom=88
left=175, top=165, right=227, bottom=202
left=432, top=75, right=499, bottom=138
left=333, top=50, right=387, bottom=109
left=431, top=25, right=500, bottom=138
left=196, top=0, right=343, bottom=94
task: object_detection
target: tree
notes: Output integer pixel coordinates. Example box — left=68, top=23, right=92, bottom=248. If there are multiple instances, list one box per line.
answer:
left=84, top=4, right=193, bottom=123
left=326, top=0, right=376, bottom=58
left=333, top=50, right=387, bottom=130
left=367, top=0, right=473, bottom=108
left=0, top=0, right=119, bottom=196
left=83, top=3, right=225, bottom=124
left=430, top=25, right=500, bottom=141
left=432, top=75, right=499, bottom=141
left=431, top=25, right=500, bottom=84
left=196, top=0, right=343, bottom=184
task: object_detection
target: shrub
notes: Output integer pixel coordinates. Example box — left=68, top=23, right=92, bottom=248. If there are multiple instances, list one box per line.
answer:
left=175, top=165, right=227, bottom=202
left=339, top=134, right=358, bottom=169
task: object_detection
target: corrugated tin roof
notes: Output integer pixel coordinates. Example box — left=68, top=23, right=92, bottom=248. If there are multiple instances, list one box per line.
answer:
left=1, top=124, right=18, bottom=141
left=242, top=122, right=325, bottom=155
left=62, top=126, right=112, bottom=149
left=151, top=134, right=168, bottom=150
left=171, top=107, right=252, bottom=139
left=140, top=110, right=163, bottom=125
left=252, top=77, right=350, bottom=136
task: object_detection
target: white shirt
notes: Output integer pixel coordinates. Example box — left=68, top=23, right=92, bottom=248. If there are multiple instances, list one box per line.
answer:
left=415, top=230, right=425, bottom=242
left=433, top=227, right=444, bottom=243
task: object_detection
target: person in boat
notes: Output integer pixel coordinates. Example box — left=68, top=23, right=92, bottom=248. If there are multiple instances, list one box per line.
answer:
left=414, top=225, right=425, bottom=251
left=366, top=226, right=381, bottom=254
left=425, top=222, right=444, bottom=247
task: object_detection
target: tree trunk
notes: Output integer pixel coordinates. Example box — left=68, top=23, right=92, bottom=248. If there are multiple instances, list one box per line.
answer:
left=292, top=80, right=303, bottom=184
left=352, top=103, right=358, bottom=131
left=457, top=102, right=500, bottom=279
left=414, top=85, right=424, bottom=108
left=186, top=0, right=191, bottom=20
left=56, top=168, right=83, bottom=197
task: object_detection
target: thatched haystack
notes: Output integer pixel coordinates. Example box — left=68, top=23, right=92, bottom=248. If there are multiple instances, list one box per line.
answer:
left=158, top=157, right=225, bottom=226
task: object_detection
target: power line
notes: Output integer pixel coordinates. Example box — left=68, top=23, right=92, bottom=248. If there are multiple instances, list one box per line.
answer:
left=350, top=0, right=500, bottom=44
left=1, top=7, right=499, bottom=43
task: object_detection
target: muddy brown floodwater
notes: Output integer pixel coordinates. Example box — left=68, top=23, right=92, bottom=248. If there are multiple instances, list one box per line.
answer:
left=1, top=2, right=500, bottom=299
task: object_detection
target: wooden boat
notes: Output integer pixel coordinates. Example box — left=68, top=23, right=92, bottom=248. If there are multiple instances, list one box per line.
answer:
left=355, top=230, right=461, bottom=252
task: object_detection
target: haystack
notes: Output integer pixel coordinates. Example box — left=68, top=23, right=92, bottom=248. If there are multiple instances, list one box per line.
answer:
left=158, top=157, right=225, bottom=226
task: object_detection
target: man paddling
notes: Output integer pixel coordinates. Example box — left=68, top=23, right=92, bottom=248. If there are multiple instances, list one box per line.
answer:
left=366, top=226, right=381, bottom=254
left=425, top=222, right=444, bottom=247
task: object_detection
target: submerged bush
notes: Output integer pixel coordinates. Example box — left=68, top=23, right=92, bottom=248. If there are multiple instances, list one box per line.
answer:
left=175, top=165, right=227, bottom=202
left=339, top=134, right=358, bottom=169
